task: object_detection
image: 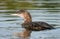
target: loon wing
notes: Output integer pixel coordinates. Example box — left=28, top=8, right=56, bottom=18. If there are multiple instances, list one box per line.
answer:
left=22, top=21, right=55, bottom=31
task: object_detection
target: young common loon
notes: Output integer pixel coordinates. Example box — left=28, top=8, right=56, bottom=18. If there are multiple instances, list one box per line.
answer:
left=11, top=9, right=55, bottom=31
left=11, top=9, right=55, bottom=38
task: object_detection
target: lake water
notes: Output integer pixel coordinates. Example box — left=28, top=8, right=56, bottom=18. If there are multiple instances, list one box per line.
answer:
left=0, top=10, right=60, bottom=39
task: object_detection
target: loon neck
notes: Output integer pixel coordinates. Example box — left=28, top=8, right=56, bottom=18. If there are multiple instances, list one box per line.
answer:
left=24, top=12, right=32, bottom=23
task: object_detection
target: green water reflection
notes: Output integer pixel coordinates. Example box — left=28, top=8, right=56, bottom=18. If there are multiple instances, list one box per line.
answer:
left=0, top=0, right=60, bottom=10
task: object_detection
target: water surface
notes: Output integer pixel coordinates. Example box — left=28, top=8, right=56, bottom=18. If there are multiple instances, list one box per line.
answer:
left=0, top=10, right=60, bottom=39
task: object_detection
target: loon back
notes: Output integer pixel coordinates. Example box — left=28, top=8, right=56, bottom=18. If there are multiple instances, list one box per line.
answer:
left=22, top=21, right=55, bottom=31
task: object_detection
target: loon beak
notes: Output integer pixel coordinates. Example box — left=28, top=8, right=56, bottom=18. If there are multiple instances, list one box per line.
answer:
left=11, top=14, right=24, bottom=18
left=11, top=14, right=18, bottom=16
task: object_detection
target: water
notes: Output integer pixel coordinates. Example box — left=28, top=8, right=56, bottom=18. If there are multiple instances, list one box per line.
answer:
left=0, top=10, right=60, bottom=39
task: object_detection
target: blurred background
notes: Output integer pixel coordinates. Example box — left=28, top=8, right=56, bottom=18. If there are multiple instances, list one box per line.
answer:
left=0, top=0, right=60, bottom=39
left=0, top=0, right=60, bottom=10
left=0, top=0, right=60, bottom=13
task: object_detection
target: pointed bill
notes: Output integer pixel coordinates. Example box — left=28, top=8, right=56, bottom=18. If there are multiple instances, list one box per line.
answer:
left=11, top=14, right=18, bottom=16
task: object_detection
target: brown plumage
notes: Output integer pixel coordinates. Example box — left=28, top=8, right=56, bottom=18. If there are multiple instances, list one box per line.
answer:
left=19, top=9, right=55, bottom=30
